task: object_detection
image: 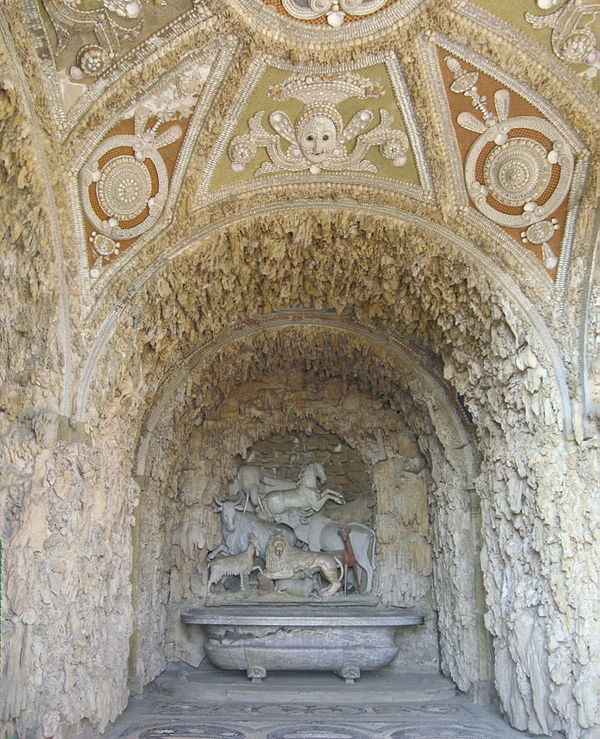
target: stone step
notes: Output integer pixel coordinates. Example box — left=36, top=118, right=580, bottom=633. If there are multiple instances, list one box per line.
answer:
left=152, top=661, right=457, bottom=704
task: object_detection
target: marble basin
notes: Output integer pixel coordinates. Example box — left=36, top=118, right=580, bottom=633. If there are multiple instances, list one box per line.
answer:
left=181, top=604, right=423, bottom=682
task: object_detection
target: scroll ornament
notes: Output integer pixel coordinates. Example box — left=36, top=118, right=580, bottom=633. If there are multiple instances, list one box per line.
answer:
left=525, top=0, right=600, bottom=81
left=281, top=0, right=388, bottom=27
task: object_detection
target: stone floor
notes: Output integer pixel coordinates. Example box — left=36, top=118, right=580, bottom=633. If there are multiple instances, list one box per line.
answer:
left=97, top=663, right=556, bottom=739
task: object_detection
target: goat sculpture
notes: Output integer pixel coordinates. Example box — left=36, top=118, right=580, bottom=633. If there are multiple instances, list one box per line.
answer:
left=207, top=533, right=262, bottom=595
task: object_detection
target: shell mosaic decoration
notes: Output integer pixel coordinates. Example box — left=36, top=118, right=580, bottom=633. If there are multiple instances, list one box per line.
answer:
left=228, top=72, right=409, bottom=175
left=80, top=107, right=180, bottom=245
left=444, top=56, right=575, bottom=271
left=43, top=0, right=146, bottom=79
left=525, top=0, right=600, bottom=81
left=281, top=0, right=389, bottom=27
left=77, top=58, right=215, bottom=275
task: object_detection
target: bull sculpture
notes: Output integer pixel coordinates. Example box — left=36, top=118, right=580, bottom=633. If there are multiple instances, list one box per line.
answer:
left=210, top=494, right=296, bottom=561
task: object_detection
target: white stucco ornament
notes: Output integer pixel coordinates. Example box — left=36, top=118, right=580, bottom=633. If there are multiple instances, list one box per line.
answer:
left=281, top=0, right=388, bottom=25
left=228, top=72, right=409, bottom=175
left=43, top=0, right=146, bottom=79
left=445, top=56, right=574, bottom=268
left=525, top=0, right=600, bottom=80
left=80, top=106, right=180, bottom=241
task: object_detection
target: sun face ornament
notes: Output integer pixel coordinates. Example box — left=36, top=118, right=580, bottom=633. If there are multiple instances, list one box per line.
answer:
left=228, top=72, right=409, bottom=175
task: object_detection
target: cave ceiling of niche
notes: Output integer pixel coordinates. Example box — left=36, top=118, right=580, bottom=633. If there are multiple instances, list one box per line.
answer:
left=79, top=205, right=573, bottom=439
left=89, top=212, right=511, bottom=418
left=133, top=321, right=474, bottom=482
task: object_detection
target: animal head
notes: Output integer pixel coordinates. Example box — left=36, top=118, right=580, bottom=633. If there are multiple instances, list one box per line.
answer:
left=220, top=495, right=245, bottom=531
left=269, top=533, right=288, bottom=557
left=300, top=461, right=326, bottom=484
left=248, top=533, right=260, bottom=554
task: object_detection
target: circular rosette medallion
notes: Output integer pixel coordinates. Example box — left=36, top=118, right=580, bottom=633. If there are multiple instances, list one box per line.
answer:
left=484, top=138, right=551, bottom=206
left=80, top=134, right=169, bottom=240
left=464, top=116, right=573, bottom=228
left=97, top=156, right=153, bottom=219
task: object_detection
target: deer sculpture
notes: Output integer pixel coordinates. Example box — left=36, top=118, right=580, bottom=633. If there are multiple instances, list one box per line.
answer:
left=337, top=527, right=361, bottom=595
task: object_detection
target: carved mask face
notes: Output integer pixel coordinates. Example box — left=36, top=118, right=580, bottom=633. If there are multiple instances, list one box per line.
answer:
left=296, top=115, right=338, bottom=163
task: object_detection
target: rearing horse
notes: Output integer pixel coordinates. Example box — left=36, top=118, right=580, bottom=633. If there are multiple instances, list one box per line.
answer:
left=259, top=462, right=345, bottom=520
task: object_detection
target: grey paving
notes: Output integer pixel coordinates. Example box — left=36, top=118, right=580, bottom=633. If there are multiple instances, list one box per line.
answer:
left=97, top=663, right=556, bottom=739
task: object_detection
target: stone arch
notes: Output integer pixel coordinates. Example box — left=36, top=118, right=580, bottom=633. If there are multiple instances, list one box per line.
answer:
left=66, top=207, right=582, bottom=735
left=133, top=312, right=475, bottom=480
left=75, top=205, right=571, bottom=434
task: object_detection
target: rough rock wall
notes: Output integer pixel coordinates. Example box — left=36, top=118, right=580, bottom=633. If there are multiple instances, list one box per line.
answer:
left=0, top=44, right=138, bottom=737
left=0, top=43, right=62, bottom=737
left=418, top=436, right=483, bottom=694
left=441, top=305, right=600, bottom=737
left=477, top=429, right=600, bottom=738
left=129, top=464, right=172, bottom=693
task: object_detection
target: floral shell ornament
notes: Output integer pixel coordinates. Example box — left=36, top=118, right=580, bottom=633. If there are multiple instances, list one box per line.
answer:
left=281, top=0, right=389, bottom=27
left=445, top=56, right=574, bottom=270
left=44, top=0, right=145, bottom=79
left=525, top=0, right=600, bottom=81
left=228, top=72, right=409, bottom=175
left=80, top=105, right=182, bottom=247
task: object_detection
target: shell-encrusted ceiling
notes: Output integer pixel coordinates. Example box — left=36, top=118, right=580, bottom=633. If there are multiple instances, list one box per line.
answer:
left=1, top=0, right=598, bottom=433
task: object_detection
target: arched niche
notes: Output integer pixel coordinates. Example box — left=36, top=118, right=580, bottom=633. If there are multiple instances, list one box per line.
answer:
left=128, top=319, right=485, bottom=700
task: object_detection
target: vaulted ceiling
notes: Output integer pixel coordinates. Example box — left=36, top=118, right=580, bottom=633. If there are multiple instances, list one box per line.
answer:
left=1, top=0, right=598, bottom=442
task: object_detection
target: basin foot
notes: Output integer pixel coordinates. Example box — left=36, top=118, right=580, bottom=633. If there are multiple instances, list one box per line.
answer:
left=336, top=664, right=360, bottom=682
left=247, top=665, right=267, bottom=682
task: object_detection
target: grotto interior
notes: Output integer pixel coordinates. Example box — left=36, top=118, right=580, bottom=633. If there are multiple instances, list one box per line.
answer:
left=0, top=0, right=599, bottom=738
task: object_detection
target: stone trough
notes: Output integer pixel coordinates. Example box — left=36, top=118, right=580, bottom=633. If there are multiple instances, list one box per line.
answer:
left=181, top=604, right=424, bottom=682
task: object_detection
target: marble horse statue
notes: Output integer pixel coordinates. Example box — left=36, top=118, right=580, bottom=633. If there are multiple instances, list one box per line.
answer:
left=232, top=464, right=297, bottom=510
left=258, top=462, right=345, bottom=519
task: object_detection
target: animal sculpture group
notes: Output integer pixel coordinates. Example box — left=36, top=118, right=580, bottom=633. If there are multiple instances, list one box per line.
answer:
left=207, top=462, right=375, bottom=598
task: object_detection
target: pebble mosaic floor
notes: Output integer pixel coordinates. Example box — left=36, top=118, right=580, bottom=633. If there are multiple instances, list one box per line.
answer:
left=99, top=664, right=551, bottom=739
left=106, top=701, right=538, bottom=739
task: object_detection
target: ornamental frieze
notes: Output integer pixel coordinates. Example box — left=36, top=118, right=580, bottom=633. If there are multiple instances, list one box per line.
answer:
left=443, top=54, right=574, bottom=271
left=16, top=0, right=209, bottom=137
left=228, top=72, right=409, bottom=175
left=470, top=0, right=600, bottom=94
left=69, top=44, right=237, bottom=298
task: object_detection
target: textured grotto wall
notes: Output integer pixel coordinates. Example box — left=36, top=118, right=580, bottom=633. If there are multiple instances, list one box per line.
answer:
left=445, top=336, right=600, bottom=736
left=129, top=439, right=180, bottom=693
left=0, top=43, right=139, bottom=737
left=0, top=44, right=64, bottom=737
left=476, top=428, right=600, bottom=738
